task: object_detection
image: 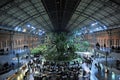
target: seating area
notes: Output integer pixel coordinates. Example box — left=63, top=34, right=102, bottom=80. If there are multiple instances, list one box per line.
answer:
left=29, top=56, right=83, bottom=80
left=34, top=62, right=81, bottom=80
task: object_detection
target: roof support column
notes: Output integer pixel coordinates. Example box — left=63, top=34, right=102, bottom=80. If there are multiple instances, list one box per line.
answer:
left=9, top=31, right=14, bottom=54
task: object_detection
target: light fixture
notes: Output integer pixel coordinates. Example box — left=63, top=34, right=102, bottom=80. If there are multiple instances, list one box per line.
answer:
left=27, top=24, right=30, bottom=27
left=14, top=26, right=19, bottom=31
left=103, top=26, right=107, bottom=29
left=18, top=27, right=22, bottom=31
left=91, top=22, right=98, bottom=26
left=31, top=26, right=35, bottom=29
left=23, top=29, right=26, bottom=32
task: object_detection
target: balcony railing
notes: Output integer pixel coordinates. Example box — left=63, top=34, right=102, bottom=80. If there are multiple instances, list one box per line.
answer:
left=0, top=65, right=12, bottom=75
left=0, top=49, right=9, bottom=55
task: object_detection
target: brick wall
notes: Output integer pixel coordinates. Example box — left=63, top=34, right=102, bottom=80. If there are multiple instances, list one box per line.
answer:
left=85, top=28, right=120, bottom=48
left=0, top=30, right=43, bottom=52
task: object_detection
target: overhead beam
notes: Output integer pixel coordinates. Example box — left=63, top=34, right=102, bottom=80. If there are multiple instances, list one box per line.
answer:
left=42, top=0, right=81, bottom=32
left=68, top=2, right=119, bottom=31
left=0, top=0, right=14, bottom=9
left=28, top=0, right=53, bottom=30
left=66, top=0, right=93, bottom=29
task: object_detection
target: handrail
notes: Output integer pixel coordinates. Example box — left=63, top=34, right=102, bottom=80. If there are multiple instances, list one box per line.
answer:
left=111, top=49, right=120, bottom=53
left=0, top=66, right=12, bottom=74
left=7, top=64, right=28, bottom=80
left=7, top=71, right=20, bottom=80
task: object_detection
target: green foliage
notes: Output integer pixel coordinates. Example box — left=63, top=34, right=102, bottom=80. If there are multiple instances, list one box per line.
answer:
left=43, top=32, right=77, bottom=61
left=31, top=44, right=47, bottom=55
left=31, top=47, right=41, bottom=55
left=37, top=45, right=48, bottom=53
left=31, top=32, right=87, bottom=62
left=74, top=41, right=90, bottom=52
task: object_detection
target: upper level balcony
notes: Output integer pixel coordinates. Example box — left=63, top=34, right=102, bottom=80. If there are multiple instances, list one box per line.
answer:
left=94, top=47, right=120, bottom=60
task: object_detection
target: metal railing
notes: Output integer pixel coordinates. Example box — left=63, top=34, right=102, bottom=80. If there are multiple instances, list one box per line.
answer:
left=0, top=66, right=12, bottom=75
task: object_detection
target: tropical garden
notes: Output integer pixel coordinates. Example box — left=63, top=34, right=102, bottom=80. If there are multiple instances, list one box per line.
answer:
left=31, top=32, right=90, bottom=62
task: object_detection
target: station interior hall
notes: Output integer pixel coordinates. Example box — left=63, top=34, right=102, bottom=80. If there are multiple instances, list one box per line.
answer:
left=0, top=0, right=120, bottom=80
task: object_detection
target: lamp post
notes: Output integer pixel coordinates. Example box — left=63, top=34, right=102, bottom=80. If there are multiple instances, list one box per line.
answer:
left=24, top=46, right=31, bottom=72
left=105, top=51, right=109, bottom=73
left=16, top=53, right=20, bottom=68
left=104, top=30, right=112, bottom=73
left=24, top=46, right=30, bottom=61
left=27, top=47, right=31, bottom=62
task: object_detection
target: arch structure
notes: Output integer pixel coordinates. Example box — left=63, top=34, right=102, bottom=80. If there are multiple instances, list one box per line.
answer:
left=0, top=0, right=120, bottom=35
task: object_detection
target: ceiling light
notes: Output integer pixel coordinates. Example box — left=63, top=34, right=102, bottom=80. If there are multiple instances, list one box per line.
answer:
left=31, top=26, right=35, bottom=29
left=103, top=26, right=107, bottom=29
left=23, top=29, right=26, bottom=32
left=27, top=24, right=30, bottom=27
left=91, top=22, right=98, bottom=26
left=14, top=26, right=19, bottom=31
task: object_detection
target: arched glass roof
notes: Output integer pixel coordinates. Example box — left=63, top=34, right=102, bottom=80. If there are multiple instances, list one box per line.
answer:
left=0, top=0, right=120, bottom=35
left=0, top=0, right=53, bottom=35
left=67, top=0, right=120, bottom=32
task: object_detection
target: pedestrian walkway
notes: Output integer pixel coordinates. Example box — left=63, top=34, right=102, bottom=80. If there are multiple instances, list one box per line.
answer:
left=29, top=74, right=34, bottom=80
left=28, top=68, right=34, bottom=80
left=0, top=49, right=29, bottom=80
left=90, top=60, right=99, bottom=80
left=94, top=58, right=120, bottom=80
left=27, top=56, right=120, bottom=80
left=82, top=57, right=120, bottom=80
left=81, top=59, right=99, bottom=80
left=0, top=70, right=16, bottom=80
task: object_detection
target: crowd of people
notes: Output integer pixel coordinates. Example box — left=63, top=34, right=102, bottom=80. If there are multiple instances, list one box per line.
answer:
left=28, top=56, right=84, bottom=80
left=26, top=54, right=103, bottom=80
